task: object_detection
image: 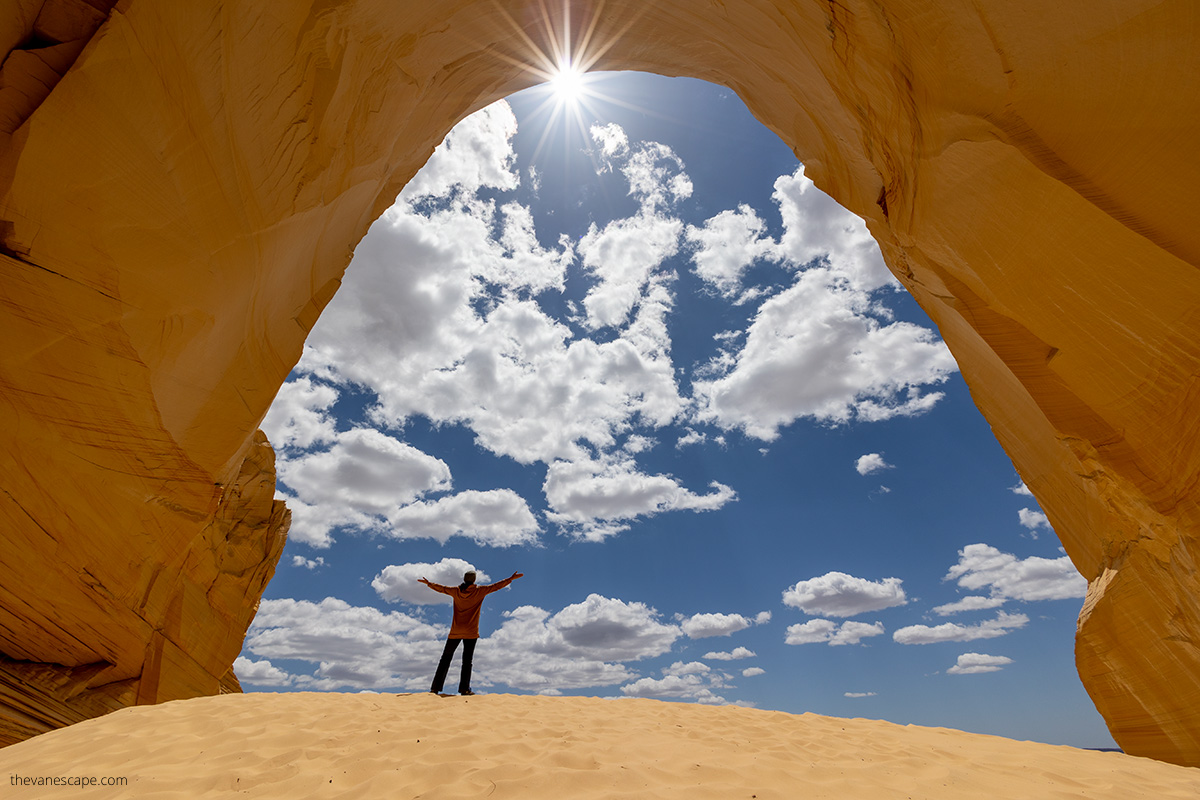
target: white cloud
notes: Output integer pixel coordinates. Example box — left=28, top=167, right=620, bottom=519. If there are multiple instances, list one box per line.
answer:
left=275, top=428, right=452, bottom=546
left=947, top=653, right=1014, bottom=675
left=703, top=647, right=756, bottom=661
left=830, top=621, right=886, bottom=645
left=387, top=489, right=540, bottom=547
left=292, top=133, right=711, bottom=537
left=243, top=592, right=679, bottom=694
left=783, top=619, right=836, bottom=644
left=676, top=428, right=707, bottom=448
left=771, top=166, right=895, bottom=291
left=401, top=100, right=520, bottom=200
left=844, top=692, right=877, bottom=698
left=279, top=428, right=451, bottom=513
left=932, top=596, right=1007, bottom=616
left=620, top=660, right=733, bottom=705
left=1010, top=481, right=1034, bottom=497
left=893, top=611, right=1029, bottom=645
left=578, top=215, right=681, bottom=330
left=544, top=454, right=735, bottom=541
left=944, top=544, right=1086, bottom=602
left=664, top=661, right=711, bottom=677
left=536, top=594, right=681, bottom=661
left=579, top=125, right=691, bottom=330
left=244, top=597, right=444, bottom=691
left=479, top=605, right=643, bottom=692
left=685, top=204, right=776, bottom=297
left=1017, top=508, right=1052, bottom=537
left=742, top=667, right=766, bottom=678
left=617, top=138, right=693, bottom=211
left=291, top=555, right=326, bottom=570
left=855, top=453, right=893, bottom=475
left=372, top=559, right=490, bottom=606
left=261, top=377, right=338, bottom=451
left=782, top=572, right=908, bottom=617
left=233, top=657, right=294, bottom=687
left=754, top=611, right=771, bottom=625
left=785, top=619, right=885, bottom=646
left=680, top=612, right=753, bottom=639
left=590, top=122, right=628, bottom=161
left=619, top=674, right=728, bottom=704
left=692, top=267, right=957, bottom=439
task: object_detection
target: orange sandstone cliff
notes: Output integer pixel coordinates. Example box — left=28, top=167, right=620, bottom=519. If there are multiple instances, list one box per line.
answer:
left=1, top=0, right=1198, bottom=765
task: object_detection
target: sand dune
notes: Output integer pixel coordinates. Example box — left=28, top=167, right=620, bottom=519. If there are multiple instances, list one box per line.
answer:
left=1, top=692, right=1197, bottom=798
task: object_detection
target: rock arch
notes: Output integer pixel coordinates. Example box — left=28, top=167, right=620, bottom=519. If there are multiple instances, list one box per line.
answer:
left=1, top=0, right=1197, bottom=765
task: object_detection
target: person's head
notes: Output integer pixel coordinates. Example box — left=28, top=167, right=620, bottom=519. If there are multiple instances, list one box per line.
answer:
left=463, top=571, right=476, bottom=586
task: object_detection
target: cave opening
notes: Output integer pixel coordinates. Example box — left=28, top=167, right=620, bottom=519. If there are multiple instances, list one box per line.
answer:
left=241, top=68, right=1111, bottom=750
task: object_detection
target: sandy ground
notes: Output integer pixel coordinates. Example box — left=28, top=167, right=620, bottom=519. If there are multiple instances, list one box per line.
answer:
left=1, top=692, right=1198, bottom=798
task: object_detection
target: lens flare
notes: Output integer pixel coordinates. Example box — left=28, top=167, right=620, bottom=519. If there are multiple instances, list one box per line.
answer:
left=549, top=61, right=586, bottom=103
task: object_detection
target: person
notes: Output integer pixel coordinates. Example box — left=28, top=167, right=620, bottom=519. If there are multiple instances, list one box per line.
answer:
left=418, top=569, right=523, bottom=695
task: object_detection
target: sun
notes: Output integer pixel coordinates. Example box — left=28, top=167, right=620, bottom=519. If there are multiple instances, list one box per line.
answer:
left=549, top=61, right=587, bottom=104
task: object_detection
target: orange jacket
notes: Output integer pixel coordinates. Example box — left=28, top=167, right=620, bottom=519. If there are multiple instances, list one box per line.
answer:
left=424, top=576, right=517, bottom=639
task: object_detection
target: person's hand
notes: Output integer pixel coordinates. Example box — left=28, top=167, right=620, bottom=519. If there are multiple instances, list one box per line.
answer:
left=511, top=571, right=524, bottom=580
left=418, top=577, right=429, bottom=585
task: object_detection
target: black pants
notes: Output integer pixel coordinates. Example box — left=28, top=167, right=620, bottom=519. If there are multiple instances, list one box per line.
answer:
left=430, top=637, right=476, bottom=694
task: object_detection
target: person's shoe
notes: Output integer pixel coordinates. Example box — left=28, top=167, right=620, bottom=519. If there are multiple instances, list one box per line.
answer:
left=460, top=689, right=475, bottom=696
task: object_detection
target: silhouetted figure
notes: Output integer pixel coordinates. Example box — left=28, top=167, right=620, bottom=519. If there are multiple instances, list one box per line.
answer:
left=419, top=570, right=523, bottom=695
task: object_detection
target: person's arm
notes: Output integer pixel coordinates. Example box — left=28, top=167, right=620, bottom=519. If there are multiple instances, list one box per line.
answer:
left=481, top=571, right=524, bottom=594
left=418, top=577, right=454, bottom=595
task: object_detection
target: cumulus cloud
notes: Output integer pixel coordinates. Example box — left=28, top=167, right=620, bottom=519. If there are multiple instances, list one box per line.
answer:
left=544, top=455, right=736, bottom=541
left=703, top=647, right=756, bottom=661
left=262, top=377, right=339, bottom=451
left=481, top=595, right=683, bottom=693
left=855, top=453, right=893, bottom=475
left=685, top=204, right=776, bottom=297
left=620, top=674, right=728, bottom=704
left=292, top=555, right=326, bottom=570
left=742, top=667, right=766, bottom=678
left=578, top=215, right=681, bottom=330
left=692, top=268, right=957, bottom=439
left=782, top=572, right=908, bottom=617
left=372, top=559, right=490, bottom=606
left=233, top=657, right=295, bottom=687
left=243, top=592, right=681, bottom=694
left=243, top=597, right=444, bottom=691
left=1010, top=481, right=1034, bottom=497
left=620, top=661, right=732, bottom=705
left=1017, top=508, right=1052, bottom=537
left=538, top=594, right=681, bottom=661
left=280, top=428, right=450, bottom=510
left=785, top=619, right=885, bottom=646
left=771, top=166, right=895, bottom=291
left=388, top=489, right=540, bottom=547
left=275, top=428, right=452, bottom=546
left=944, top=544, right=1086, bottom=602
left=947, top=653, right=1014, bottom=675
left=931, top=596, right=1007, bottom=616
left=269, top=99, right=958, bottom=548
left=680, top=612, right=753, bottom=639
left=579, top=125, right=691, bottom=329
left=401, top=100, right=520, bottom=200
left=283, top=104, right=739, bottom=541
left=892, top=611, right=1029, bottom=645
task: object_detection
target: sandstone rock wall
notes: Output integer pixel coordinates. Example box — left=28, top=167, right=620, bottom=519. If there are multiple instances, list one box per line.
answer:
left=0, top=0, right=1197, bottom=764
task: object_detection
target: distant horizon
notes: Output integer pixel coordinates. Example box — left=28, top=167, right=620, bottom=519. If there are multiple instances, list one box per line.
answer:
left=238, top=71, right=1114, bottom=750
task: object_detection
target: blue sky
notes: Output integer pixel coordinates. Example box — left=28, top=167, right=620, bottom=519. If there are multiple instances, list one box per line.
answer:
left=237, top=72, right=1114, bottom=749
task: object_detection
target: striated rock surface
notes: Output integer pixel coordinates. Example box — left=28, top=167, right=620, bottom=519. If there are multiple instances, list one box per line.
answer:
left=0, top=0, right=1197, bottom=764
